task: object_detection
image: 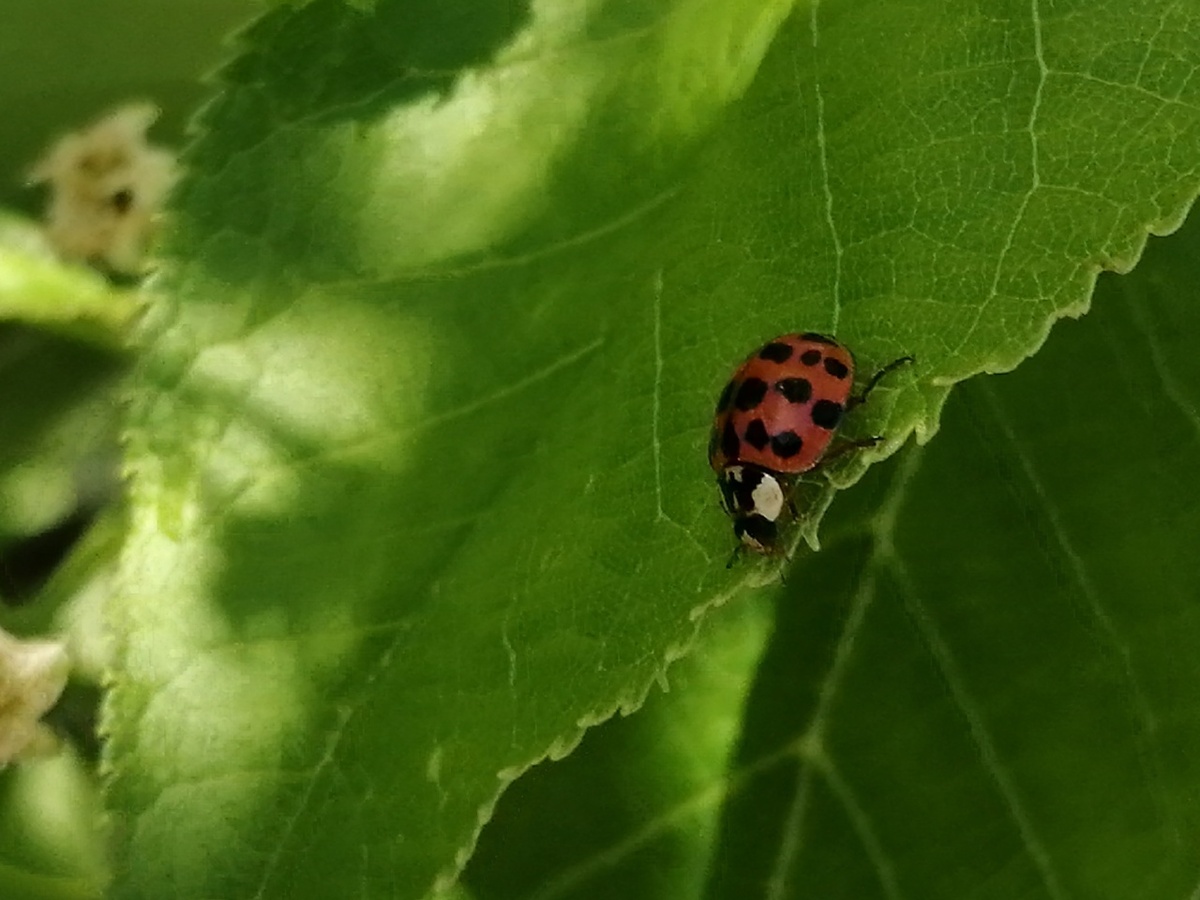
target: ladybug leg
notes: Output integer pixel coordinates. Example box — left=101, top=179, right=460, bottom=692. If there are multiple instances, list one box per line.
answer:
left=778, top=475, right=799, bottom=519
left=846, top=355, right=915, bottom=412
left=725, top=544, right=743, bottom=569
left=809, top=436, right=884, bottom=473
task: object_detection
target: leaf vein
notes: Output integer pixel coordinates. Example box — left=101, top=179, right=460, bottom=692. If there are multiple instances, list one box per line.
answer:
left=525, top=743, right=796, bottom=900
left=1121, top=280, right=1200, bottom=444
left=1071, top=70, right=1200, bottom=115
left=809, top=0, right=843, bottom=334
left=252, top=632, right=403, bottom=899
left=764, top=764, right=814, bottom=900
left=652, top=268, right=667, bottom=522
left=889, top=556, right=1068, bottom=900
left=817, top=751, right=905, bottom=900
left=952, top=0, right=1049, bottom=357
left=767, top=447, right=926, bottom=892
left=215, top=337, right=605, bottom=515
left=978, top=379, right=1173, bottom=837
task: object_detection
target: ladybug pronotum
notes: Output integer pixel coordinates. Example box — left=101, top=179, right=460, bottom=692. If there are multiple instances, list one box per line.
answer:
left=708, top=332, right=912, bottom=557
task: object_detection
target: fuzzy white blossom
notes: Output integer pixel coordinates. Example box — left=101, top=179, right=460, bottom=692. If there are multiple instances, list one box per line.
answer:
left=0, top=627, right=69, bottom=765
left=28, top=102, right=176, bottom=274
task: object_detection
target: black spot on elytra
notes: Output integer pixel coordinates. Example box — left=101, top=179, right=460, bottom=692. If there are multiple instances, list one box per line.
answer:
left=733, top=467, right=766, bottom=511
left=719, top=466, right=766, bottom=514
left=823, top=357, right=849, bottom=379
left=721, top=421, right=741, bottom=460
left=771, top=431, right=803, bottom=458
left=811, top=399, right=844, bottom=430
left=110, top=189, right=134, bottom=214
left=758, top=342, right=793, bottom=363
left=735, top=378, right=768, bottom=411
left=717, top=470, right=737, bottom=512
left=800, top=349, right=822, bottom=366
left=744, top=419, right=770, bottom=450
left=737, top=466, right=766, bottom=491
left=716, top=380, right=736, bottom=414
left=775, top=377, right=812, bottom=404
left=800, top=332, right=838, bottom=345
left=735, top=514, right=777, bottom=548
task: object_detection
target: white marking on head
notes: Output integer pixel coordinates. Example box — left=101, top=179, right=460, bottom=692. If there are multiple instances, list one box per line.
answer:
left=717, top=466, right=743, bottom=516
left=741, top=531, right=766, bottom=552
left=750, top=474, right=784, bottom=522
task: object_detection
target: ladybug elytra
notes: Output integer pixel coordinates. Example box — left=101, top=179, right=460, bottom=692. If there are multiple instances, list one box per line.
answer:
left=709, top=332, right=912, bottom=557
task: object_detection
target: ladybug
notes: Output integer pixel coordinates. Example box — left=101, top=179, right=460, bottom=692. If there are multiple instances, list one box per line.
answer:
left=709, top=332, right=912, bottom=557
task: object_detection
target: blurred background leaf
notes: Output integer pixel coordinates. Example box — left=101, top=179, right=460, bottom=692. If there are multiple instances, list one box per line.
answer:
left=0, top=0, right=254, bottom=212
left=0, top=4, right=255, bottom=898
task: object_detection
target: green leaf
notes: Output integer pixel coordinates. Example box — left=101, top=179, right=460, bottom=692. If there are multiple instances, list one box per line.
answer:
left=461, top=200, right=1200, bottom=900
left=0, top=326, right=123, bottom=546
left=0, top=751, right=106, bottom=900
left=105, top=0, right=1200, bottom=897
left=0, top=214, right=141, bottom=351
left=467, top=591, right=775, bottom=899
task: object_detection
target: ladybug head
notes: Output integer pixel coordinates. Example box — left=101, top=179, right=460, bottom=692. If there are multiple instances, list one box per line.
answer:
left=733, top=513, right=778, bottom=554
left=717, top=464, right=786, bottom=555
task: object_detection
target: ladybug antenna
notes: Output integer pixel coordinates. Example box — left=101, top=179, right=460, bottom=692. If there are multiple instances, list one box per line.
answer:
left=848, top=355, right=916, bottom=411
left=779, top=536, right=799, bottom=584
left=725, top=544, right=742, bottom=569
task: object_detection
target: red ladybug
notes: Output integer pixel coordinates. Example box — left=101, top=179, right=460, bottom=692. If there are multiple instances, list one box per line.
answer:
left=709, top=332, right=912, bottom=556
